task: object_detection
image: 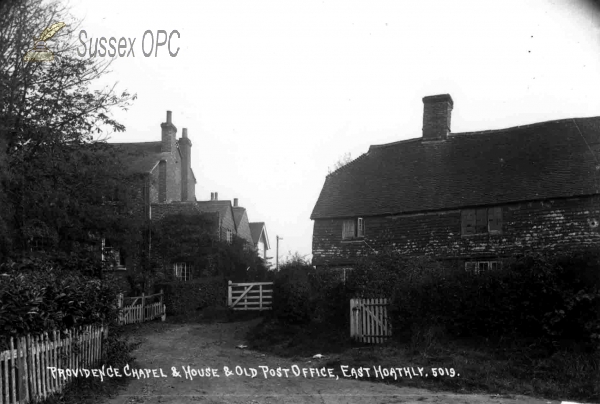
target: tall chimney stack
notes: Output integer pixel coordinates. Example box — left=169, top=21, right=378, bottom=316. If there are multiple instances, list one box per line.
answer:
left=161, top=110, right=177, bottom=152
left=233, top=198, right=238, bottom=207
left=422, top=94, right=453, bottom=141
left=179, top=128, right=192, bottom=201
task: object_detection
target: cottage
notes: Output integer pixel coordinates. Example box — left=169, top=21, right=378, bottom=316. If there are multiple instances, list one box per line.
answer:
left=311, top=94, right=600, bottom=272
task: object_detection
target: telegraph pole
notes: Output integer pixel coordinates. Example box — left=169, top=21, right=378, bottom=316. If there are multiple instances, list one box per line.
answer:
left=276, top=235, right=283, bottom=271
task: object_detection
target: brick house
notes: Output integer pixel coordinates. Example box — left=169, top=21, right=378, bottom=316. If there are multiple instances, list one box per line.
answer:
left=106, top=111, right=268, bottom=281
left=311, top=94, right=600, bottom=272
left=104, top=111, right=197, bottom=271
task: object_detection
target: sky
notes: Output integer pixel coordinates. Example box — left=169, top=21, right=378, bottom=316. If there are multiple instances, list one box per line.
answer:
left=67, top=0, right=600, bottom=263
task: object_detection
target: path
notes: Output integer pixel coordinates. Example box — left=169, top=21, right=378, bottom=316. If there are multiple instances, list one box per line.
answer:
left=102, top=321, right=559, bottom=404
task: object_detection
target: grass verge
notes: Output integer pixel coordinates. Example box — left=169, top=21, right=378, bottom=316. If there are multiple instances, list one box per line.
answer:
left=246, top=318, right=600, bottom=402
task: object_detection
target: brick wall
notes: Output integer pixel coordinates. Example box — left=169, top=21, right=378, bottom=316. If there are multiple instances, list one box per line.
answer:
left=312, top=195, right=600, bottom=266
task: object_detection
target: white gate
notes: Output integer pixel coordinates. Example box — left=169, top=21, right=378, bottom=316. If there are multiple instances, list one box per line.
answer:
left=117, top=290, right=166, bottom=325
left=350, top=298, right=392, bottom=343
left=228, top=281, right=273, bottom=310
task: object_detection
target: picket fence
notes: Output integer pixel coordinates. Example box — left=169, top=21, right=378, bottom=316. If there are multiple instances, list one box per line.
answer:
left=0, top=324, right=107, bottom=404
left=117, top=290, right=166, bottom=325
left=350, top=298, right=392, bottom=344
left=227, top=281, right=273, bottom=310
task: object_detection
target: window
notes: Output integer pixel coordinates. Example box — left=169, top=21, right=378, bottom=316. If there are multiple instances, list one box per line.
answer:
left=342, top=217, right=365, bottom=240
left=461, top=207, right=502, bottom=235
left=173, top=262, right=191, bottom=282
left=101, top=238, right=126, bottom=270
left=465, top=260, right=502, bottom=274
left=226, top=229, right=233, bottom=244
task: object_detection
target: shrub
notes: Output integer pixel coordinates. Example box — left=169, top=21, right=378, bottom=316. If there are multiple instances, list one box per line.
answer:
left=0, top=258, right=124, bottom=348
left=387, top=250, right=600, bottom=346
left=155, top=277, right=227, bottom=316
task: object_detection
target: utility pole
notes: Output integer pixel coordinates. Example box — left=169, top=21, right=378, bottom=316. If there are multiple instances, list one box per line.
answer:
left=276, top=235, right=283, bottom=271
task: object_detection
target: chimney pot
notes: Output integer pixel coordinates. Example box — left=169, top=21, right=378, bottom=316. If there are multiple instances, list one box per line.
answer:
left=215, top=192, right=218, bottom=201
left=182, top=128, right=188, bottom=138
left=210, top=192, right=214, bottom=201
left=167, top=111, right=172, bottom=123
left=234, top=198, right=238, bottom=207
left=422, top=94, right=453, bottom=141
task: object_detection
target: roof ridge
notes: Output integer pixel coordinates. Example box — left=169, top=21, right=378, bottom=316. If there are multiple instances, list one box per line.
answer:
left=367, top=115, right=600, bottom=150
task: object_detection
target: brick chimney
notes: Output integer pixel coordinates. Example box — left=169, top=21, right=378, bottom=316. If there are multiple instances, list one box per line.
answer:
left=161, top=110, right=177, bottom=152
left=179, top=128, right=192, bottom=201
left=233, top=198, right=238, bottom=207
left=214, top=192, right=218, bottom=201
left=422, top=94, right=453, bottom=141
left=210, top=192, right=214, bottom=201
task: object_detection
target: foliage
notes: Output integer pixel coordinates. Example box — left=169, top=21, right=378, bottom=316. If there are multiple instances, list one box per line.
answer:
left=387, top=250, right=600, bottom=346
left=272, top=254, right=350, bottom=326
left=155, top=277, right=227, bottom=316
left=0, top=0, right=139, bottom=260
left=150, top=213, right=272, bottom=285
left=327, top=152, right=353, bottom=174
left=0, top=259, right=125, bottom=348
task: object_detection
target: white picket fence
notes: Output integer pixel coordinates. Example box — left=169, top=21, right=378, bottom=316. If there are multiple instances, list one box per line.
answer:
left=0, top=325, right=108, bottom=404
left=350, top=298, right=392, bottom=343
left=227, top=281, right=273, bottom=310
left=117, top=290, right=166, bottom=325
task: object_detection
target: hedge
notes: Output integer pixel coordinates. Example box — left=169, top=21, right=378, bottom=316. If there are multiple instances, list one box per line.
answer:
left=155, top=277, right=227, bottom=316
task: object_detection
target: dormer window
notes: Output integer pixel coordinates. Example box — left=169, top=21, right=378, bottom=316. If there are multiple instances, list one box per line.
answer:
left=342, top=217, right=364, bottom=240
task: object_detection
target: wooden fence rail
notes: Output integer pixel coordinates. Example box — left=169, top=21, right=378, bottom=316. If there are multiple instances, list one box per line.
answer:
left=117, top=290, right=166, bottom=325
left=0, top=324, right=108, bottom=404
left=228, top=281, right=273, bottom=310
left=350, top=298, right=392, bottom=343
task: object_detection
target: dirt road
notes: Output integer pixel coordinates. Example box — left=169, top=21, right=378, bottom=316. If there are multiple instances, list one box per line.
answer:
left=102, top=320, right=559, bottom=404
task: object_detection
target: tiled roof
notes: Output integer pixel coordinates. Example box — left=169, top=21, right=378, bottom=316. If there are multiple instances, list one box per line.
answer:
left=196, top=200, right=232, bottom=222
left=110, top=142, right=165, bottom=173
left=232, top=207, right=254, bottom=244
left=311, top=117, right=600, bottom=219
left=249, top=222, right=269, bottom=249
left=232, top=207, right=245, bottom=228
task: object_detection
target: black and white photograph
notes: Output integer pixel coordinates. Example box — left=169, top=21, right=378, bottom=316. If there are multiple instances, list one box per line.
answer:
left=1, top=0, right=599, bottom=403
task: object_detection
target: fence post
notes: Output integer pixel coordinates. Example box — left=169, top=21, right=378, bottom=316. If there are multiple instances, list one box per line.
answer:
left=141, top=293, right=146, bottom=323
left=117, top=293, right=123, bottom=325
left=227, top=281, right=232, bottom=307
left=160, top=289, right=166, bottom=322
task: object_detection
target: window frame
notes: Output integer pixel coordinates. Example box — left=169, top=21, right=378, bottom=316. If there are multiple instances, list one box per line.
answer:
left=342, top=217, right=365, bottom=240
left=465, top=260, right=502, bottom=275
left=173, top=262, right=191, bottom=282
left=101, top=238, right=126, bottom=270
left=461, top=207, right=503, bottom=236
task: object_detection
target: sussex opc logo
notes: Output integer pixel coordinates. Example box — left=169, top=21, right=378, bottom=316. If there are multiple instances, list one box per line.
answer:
left=23, top=22, right=66, bottom=62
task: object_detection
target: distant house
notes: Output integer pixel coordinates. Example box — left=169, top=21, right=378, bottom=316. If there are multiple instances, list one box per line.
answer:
left=249, top=222, right=270, bottom=261
left=311, top=94, right=600, bottom=273
left=197, top=194, right=238, bottom=244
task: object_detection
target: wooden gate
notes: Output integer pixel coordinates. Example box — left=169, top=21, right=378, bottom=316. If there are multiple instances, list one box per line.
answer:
left=117, top=290, right=166, bottom=325
left=350, top=298, right=392, bottom=343
left=228, top=281, right=273, bottom=310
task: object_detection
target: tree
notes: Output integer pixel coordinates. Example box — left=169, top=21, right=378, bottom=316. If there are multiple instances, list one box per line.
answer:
left=327, top=152, right=352, bottom=174
left=0, top=0, right=138, bottom=261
